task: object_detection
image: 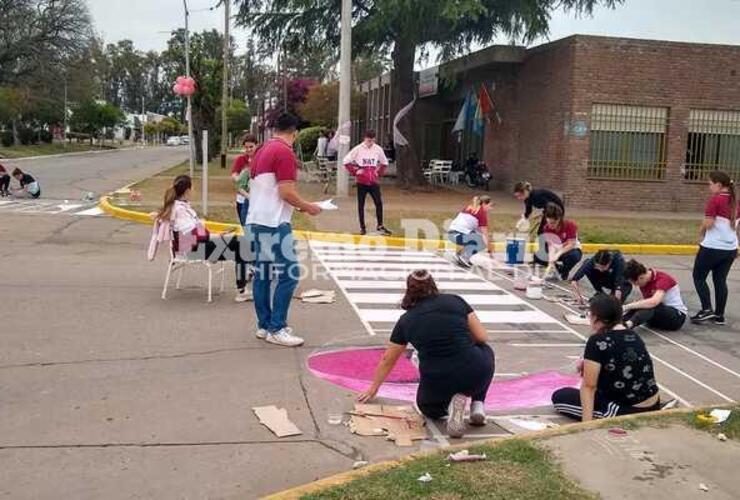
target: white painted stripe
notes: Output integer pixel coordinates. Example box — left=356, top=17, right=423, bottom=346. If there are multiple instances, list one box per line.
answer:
left=0, top=201, right=13, bottom=206
left=74, top=206, right=106, bottom=216
left=326, top=262, right=469, bottom=270
left=319, top=255, right=445, bottom=263
left=332, top=270, right=478, bottom=280
left=315, top=249, right=437, bottom=258
left=361, top=309, right=558, bottom=324
left=338, top=280, right=503, bottom=291
left=54, top=204, right=84, bottom=213
left=347, top=292, right=524, bottom=306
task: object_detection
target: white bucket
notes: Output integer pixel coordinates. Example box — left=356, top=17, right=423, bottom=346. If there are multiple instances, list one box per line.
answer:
left=526, top=284, right=543, bottom=300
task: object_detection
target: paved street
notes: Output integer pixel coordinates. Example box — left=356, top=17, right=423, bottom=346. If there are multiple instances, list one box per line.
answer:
left=3, top=145, right=188, bottom=200
left=1, top=148, right=739, bottom=499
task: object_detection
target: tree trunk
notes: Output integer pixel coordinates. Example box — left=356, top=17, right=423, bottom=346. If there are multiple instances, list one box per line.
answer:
left=391, top=37, right=424, bottom=188
left=12, top=118, right=20, bottom=146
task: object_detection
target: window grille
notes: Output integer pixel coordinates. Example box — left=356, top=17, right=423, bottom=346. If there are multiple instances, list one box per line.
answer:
left=685, top=109, right=740, bottom=181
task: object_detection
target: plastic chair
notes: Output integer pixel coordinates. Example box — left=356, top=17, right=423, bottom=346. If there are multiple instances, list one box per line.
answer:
left=161, top=231, right=226, bottom=303
left=431, top=160, right=453, bottom=184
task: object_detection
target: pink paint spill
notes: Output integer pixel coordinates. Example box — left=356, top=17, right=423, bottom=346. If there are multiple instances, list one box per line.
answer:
left=307, top=347, right=581, bottom=412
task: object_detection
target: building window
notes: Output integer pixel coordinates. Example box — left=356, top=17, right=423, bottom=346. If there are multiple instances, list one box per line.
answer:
left=685, top=109, right=740, bottom=181
left=588, top=104, right=668, bottom=180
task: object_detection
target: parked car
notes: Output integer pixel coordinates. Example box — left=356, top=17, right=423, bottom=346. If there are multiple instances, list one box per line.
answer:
left=166, top=136, right=181, bottom=146
left=179, top=135, right=190, bottom=145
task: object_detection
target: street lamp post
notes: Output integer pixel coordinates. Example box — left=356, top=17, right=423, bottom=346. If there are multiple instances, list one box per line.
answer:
left=184, top=0, right=195, bottom=179
left=335, top=0, right=351, bottom=196
left=220, top=0, right=230, bottom=169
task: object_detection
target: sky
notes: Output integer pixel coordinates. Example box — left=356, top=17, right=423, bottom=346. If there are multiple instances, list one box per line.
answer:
left=87, top=0, right=740, bottom=65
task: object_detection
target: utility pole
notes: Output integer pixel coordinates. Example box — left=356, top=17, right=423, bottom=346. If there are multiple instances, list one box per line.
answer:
left=63, top=74, right=68, bottom=148
left=220, top=0, right=230, bottom=169
left=184, top=0, right=195, bottom=178
left=335, top=0, right=351, bottom=196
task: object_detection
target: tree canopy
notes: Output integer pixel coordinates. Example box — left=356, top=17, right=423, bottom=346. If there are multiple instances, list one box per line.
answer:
left=234, top=0, right=623, bottom=186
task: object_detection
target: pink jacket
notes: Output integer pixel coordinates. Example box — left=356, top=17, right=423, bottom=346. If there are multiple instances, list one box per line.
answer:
left=343, top=143, right=388, bottom=186
left=147, top=218, right=172, bottom=261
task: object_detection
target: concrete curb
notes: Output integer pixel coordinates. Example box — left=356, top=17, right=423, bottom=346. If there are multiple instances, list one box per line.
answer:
left=263, top=405, right=734, bottom=499
left=98, top=197, right=698, bottom=255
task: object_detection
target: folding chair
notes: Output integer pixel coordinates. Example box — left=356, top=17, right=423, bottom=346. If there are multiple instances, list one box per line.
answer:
left=161, top=231, right=226, bottom=303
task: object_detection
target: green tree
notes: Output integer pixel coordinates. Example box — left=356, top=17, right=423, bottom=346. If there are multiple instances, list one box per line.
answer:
left=70, top=100, right=124, bottom=144
left=299, top=81, right=365, bottom=129
left=234, top=0, right=622, bottom=186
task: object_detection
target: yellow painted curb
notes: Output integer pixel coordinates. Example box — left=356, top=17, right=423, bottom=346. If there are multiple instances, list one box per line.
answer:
left=263, top=404, right=734, bottom=499
left=99, top=197, right=699, bottom=255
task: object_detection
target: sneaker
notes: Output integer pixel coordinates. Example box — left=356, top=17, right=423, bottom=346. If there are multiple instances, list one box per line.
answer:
left=377, top=226, right=392, bottom=236
left=255, top=328, right=269, bottom=340
left=446, top=393, right=467, bottom=438
left=359, top=229, right=367, bottom=236
left=469, top=401, right=487, bottom=426
left=235, top=289, right=253, bottom=302
left=265, top=328, right=304, bottom=347
left=455, top=254, right=472, bottom=268
left=660, top=398, right=678, bottom=411
left=713, top=316, right=726, bottom=325
left=691, top=310, right=716, bottom=324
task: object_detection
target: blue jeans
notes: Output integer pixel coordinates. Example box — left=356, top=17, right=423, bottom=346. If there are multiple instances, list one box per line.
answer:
left=447, top=230, right=486, bottom=258
left=247, top=223, right=299, bottom=333
left=236, top=199, right=250, bottom=226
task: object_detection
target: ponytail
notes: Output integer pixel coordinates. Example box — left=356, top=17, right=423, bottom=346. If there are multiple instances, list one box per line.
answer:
left=467, top=194, right=491, bottom=215
left=709, top=170, right=737, bottom=226
left=158, top=175, right=192, bottom=220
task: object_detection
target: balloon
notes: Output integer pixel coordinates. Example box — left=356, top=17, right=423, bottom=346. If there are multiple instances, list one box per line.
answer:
left=176, top=76, right=186, bottom=85
left=184, top=77, right=195, bottom=87
left=172, top=84, right=180, bottom=94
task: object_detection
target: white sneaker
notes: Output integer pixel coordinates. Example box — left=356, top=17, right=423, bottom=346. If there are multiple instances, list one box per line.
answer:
left=265, top=328, right=304, bottom=347
left=446, top=393, right=467, bottom=438
left=235, top=289, right=253, bottom=302
left=469, top=401, right=486, bottom=426
left=255, top=328, right=269, bottom=340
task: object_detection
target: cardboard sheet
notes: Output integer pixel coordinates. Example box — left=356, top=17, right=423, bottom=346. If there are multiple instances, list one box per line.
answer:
left=252, top=405, right=302, bottom=437
left=349, top=404, right=426, bottom=446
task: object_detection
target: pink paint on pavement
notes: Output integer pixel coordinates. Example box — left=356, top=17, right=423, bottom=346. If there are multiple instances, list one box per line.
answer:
left=307, top=348, right=581, bottom=412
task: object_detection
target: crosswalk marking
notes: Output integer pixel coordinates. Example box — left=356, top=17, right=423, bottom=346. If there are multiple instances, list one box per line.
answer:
left=310, top=241, right=568, bottom=336
left=0, top=199, right=102, bottom=217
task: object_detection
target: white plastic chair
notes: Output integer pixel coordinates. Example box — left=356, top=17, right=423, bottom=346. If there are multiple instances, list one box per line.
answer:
left=161, top=232, right=226, bottom=303
left=431, top=160, right=453, bottom=184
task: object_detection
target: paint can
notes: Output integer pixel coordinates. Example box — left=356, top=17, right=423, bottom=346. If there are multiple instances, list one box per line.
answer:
left=526, top=283, right=543, bottom=300
left=506, top=237, right=526, bottom=264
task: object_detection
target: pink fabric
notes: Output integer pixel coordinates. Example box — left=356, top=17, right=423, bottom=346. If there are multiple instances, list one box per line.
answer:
left=343, top=143, right=388, bottom=186
left=307, top=348, right=581, bottom=412
left=147, top=218, right=172, bottom=261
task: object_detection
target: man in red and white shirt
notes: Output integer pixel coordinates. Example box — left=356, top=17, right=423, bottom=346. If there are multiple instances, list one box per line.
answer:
left=246, top=113, right=321, bottom=347
left=623, top=259, right=687, bottom=331
left=343, top=130, right=391, bottom=236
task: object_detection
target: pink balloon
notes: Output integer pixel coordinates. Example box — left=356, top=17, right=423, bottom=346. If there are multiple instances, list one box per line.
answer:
left=184, top=77, right=195, bottom=87
left=172, top=84, right=181, bottom=94
left=176, top=76, right=186, bottom=84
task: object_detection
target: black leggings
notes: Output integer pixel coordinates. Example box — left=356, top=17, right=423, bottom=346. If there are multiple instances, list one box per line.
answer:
left=416, top=343, right=495, bottom=419
left=552, top=387, right=660, bottom=421
left=357, top=183, right=384, bottom=231
left=693, top=246, right=737, bottom=316
left=193, top=235, right=249, bottom=290
left=624, top=304, right=686, bottom=331
left=0, top=174, right=9, bottom=192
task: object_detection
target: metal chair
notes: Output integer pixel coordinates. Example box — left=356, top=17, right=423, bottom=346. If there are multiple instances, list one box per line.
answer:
left=161, top=231, right=226, bottom=303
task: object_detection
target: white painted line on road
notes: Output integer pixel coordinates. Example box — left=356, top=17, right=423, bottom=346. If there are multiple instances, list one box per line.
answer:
left=359, top=309, right=558, bottom=324
left=326, top=262, right=465, bottom=271
left=509, top=343, right=585, bottom=348
left=75, top=206, right=106, bottom=216
left=338, top=280, right=503, bottom=291
left=320, top=255, right=445, bottom=263
left=54, top=204, right=84, bottom=213
left=333, top=270, right=477, bottom=280
left=347, top=293, right=524, bottom=306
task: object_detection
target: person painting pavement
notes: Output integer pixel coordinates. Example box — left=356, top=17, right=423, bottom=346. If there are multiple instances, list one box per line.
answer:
left=10, top=168, right=41, bottom=199
left=513, top=181, right=564, bottom=236
left=622, top=259, right=687, bottom=331
left=343, top=130, right=392, bottom=236
left=552, top=295, right=665, bottom=421
left=0, top=163, right=11, bottom=197
left=246, top=113, right=321, bottom=347
left=358, top=270, right=495, bottom=439
left=571, top=249, right=632, bottom=304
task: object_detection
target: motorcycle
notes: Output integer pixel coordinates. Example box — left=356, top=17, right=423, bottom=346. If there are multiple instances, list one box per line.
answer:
left=464, top=162, right=492, bottom=190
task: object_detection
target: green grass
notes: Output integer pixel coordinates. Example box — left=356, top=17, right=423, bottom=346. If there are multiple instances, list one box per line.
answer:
left=301, top=440, right=595, bottom=500
left=684, top=405, right=740, bottom=440
left=383, top=212, right=699, bottom=245
left=0, top=142, right=117, bottom=159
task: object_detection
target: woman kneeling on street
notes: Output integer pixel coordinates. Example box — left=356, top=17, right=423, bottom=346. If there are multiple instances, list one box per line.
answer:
left=358, top=270, right=495, bottom=438
left=552, top=295, right=666, bottom=421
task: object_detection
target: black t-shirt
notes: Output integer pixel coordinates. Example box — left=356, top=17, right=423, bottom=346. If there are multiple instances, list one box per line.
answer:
left=583, top=328, right=658, bottom=406
left=572, top=250, right=626, bottom=289
left=20, top=173, right=35, bottom=186
left=390, top=294, right=477, bottom=376
left=524, top=188, right=564, bottom=218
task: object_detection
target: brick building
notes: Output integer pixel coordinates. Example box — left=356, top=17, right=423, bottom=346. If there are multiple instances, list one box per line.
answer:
left=359, top=35, right=740, bottom=211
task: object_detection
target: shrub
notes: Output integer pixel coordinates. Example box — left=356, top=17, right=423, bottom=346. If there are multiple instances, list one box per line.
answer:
left=0, top=130, right=12, bottom=147
left=39, top=130, right=53, bottom=144
left=297, top=126, right=327, bottom=161
left=18, top=127, right=37, bottom=145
